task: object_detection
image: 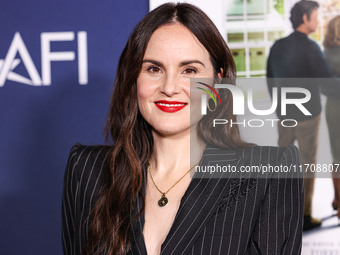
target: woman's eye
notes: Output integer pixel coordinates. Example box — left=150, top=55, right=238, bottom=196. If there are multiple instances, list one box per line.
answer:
left=183, top=68, right=197, bottom=74
left=147, top=66, right=161, bottom=73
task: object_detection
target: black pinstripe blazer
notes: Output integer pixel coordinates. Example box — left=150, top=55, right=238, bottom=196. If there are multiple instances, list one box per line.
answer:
left=62, top=144, right=303, bottom=255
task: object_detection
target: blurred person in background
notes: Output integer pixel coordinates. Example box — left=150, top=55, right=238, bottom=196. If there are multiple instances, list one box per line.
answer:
left=267, top=0, right=323, bottom=231
left=323, top=15, right=340, bottom=221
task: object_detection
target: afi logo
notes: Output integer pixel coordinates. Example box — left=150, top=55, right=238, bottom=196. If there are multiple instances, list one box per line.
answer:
left=0, top=31, right=88, bottom=87
left=200, top=84, right=312, bottom=116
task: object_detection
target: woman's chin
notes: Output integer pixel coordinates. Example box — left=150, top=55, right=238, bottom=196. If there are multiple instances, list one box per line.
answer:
left=152, top=126, right=191, bottom=138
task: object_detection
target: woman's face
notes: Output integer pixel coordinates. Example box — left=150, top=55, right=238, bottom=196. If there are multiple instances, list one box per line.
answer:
left=137, top=23, right=217, bottom=136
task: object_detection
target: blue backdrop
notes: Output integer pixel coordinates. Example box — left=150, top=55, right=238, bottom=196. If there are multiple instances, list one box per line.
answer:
left=0, top=1, right=148, bottom=254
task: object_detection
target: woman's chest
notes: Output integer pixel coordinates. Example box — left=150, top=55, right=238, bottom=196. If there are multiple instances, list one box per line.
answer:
left=142, top=176, right=192, bottom=255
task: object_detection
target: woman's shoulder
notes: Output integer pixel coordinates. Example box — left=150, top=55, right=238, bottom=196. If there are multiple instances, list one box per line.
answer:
left=66, top=143, right=113, bottom=170
left=206, top=144, right=300, bottom=164
left=325, top=46, right=340, bottom=54
left=324, top=47, right=340, bottom=63
left=244, top=144, right=300, bottom=162
left=204, top=144, right=301, bottom=179
left=67, top=143, right=113, bottom=163
left=324, top=46, right=340, bottom=75
left=64, top=143, right=113, bottom=191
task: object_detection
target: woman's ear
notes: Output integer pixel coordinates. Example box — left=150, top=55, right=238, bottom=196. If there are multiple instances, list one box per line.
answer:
left=217, top=68, right=223, bottom=79
left=217, top=68, right=224, bottom=78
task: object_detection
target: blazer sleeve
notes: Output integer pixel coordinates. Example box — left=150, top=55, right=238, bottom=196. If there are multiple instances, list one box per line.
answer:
left=249, top=145, right=303, bottom=254
left=62, top=144, right=82, bottom=255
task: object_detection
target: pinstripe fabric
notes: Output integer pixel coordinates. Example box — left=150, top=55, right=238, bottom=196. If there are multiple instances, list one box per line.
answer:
left=62, top=144, right=303, bottom=255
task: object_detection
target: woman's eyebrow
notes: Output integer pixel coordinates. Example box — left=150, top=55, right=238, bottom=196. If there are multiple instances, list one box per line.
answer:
left=142, top=59, right=205, bottom=68
left=142, top=59, right=163, bottom=68
left=180, top=60, right=205, bottom=67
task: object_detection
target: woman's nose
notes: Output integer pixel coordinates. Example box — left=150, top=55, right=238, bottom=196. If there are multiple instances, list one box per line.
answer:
left=160, top=74, right=181, bottom=97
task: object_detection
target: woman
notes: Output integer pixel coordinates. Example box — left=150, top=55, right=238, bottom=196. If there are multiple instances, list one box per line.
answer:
left=323, top=15, right=340, bottom=219
left=62, top=3, right=303, bottom=255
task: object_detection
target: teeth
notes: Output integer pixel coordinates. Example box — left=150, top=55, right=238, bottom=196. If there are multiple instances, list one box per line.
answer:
left=157, top=103, right=185, bottom=107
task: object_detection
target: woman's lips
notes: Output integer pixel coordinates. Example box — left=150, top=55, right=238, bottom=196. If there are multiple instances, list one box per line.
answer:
left=154, top=100, right=187, bottom=113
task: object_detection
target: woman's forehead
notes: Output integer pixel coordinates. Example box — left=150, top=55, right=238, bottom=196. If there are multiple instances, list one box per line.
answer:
left=143, top=23, right=209, bottom=62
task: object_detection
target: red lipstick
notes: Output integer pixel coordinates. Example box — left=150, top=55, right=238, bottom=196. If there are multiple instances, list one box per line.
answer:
left=154, top=100, right=187, bottom=113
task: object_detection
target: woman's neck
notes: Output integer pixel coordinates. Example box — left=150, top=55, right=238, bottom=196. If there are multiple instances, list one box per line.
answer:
left=150, top=127, right=205, bottom=177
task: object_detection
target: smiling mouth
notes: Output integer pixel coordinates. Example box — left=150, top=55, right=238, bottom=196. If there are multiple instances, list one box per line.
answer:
left=154, top=100, right=188, bottom=113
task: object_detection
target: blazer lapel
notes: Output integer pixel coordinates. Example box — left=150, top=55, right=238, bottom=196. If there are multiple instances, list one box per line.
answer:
left=129, top=178, right=148, bottom=255
left=160, top=145, right=242, bottom=255
left=128, top=145, right=244, bottom=255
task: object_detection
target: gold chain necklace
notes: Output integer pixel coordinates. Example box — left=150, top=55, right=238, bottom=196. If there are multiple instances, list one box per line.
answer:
left=148, top=160, right=200, bottom=207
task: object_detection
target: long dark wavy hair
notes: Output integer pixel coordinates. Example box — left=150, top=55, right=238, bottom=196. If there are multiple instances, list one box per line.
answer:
left=83, top=3, right=251, bottom=255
